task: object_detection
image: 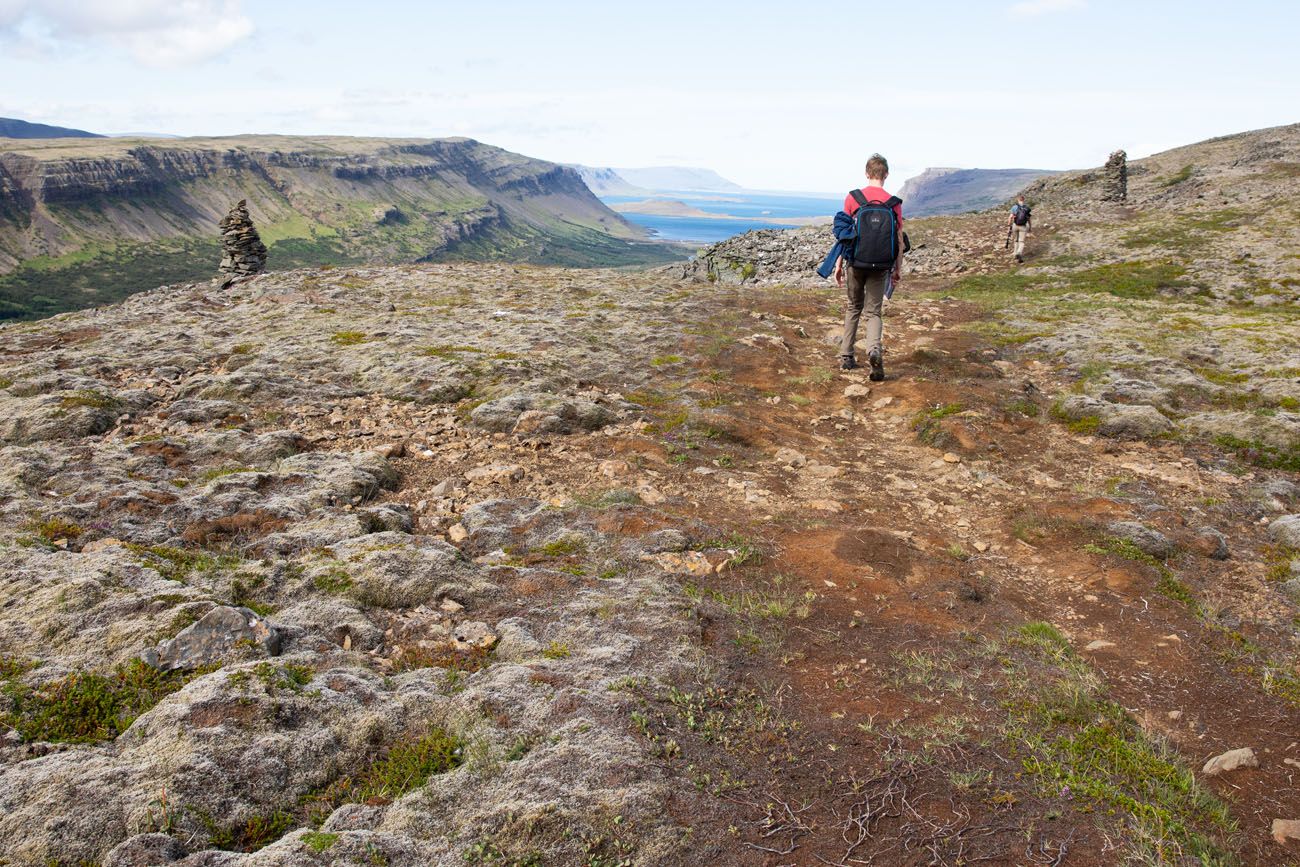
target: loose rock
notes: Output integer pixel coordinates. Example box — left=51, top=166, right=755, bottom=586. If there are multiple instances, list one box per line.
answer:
left=1202, top=747, right=1258, bottom=776
left=144, top=605, right=280, bottom=671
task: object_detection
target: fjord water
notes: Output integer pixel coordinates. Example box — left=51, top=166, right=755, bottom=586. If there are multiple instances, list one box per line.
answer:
left=603, top=190, right=840, bottom=243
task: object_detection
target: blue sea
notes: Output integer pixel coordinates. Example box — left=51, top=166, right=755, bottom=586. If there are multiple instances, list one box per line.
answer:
left=603, top=190, right=840, bottom=244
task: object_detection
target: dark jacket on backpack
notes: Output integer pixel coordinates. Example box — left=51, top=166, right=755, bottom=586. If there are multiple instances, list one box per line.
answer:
left=816, top=210, right=857, bottom=279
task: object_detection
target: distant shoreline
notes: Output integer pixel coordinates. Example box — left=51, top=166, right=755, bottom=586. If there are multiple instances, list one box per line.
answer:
left=612, top=198, right=830, bottom=226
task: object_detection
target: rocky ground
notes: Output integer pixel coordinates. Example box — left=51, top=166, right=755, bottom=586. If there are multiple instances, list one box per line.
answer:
left=2, top=124, right=1299, bottom=866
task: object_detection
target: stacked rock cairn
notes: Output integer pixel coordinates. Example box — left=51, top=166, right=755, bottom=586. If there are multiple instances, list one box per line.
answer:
left=1102, top=150, right=1128, bottom=202
left=218, top=199, right=268, bottom=276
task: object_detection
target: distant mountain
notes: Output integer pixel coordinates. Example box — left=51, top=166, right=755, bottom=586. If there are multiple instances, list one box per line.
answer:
left=0, top=117, right=103, bottom=139
left=613, top=166, right=743, bottom=192
left=570, top=166, right=651, bottom=196
left=899, top=167, right=1060, bottom=216
left=574, top=165, right=745, bottom=196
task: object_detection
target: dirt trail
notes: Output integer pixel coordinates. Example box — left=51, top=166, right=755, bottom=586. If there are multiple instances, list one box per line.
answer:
left=532, top=273, right=1300, bottom=865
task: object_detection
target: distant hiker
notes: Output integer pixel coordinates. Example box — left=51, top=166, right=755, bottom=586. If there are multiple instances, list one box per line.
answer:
left=1008, top=195, right=1032, bottom=263
left=816, top=153, right=903, bottom=379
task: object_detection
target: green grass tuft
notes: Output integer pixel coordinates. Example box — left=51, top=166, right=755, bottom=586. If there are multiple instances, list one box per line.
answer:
left=2, top=659, right=203, bottom=743
left=127, top=544, right=241, bottom=583
left=330, top=331, right=369, bottom=346
left=59, top=389, right=120, bottom=411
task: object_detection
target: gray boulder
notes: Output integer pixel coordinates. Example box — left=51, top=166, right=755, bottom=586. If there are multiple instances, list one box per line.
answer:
left=160, top=399, right=248, bottom=423
left=144, top=605, right=280, bottom=671
left=1099, top=405, right=1173, bottom=439
left=103, top=833, right=186, bottom=866
left=1056, top=395, right=1172, bottom=439
left=470, top=391, right=614, bottom=435
left=1107, top=521, right=1174, bottom=559
left=1280, top=577, right=1300, bottom=605
left=1270, top=515, right=1300, bottom=548
left=1190, top=526, right=1230, bottom=560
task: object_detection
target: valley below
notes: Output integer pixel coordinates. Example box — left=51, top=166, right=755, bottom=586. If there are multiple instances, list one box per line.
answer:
left=1, top=123, right=1299, bottom=866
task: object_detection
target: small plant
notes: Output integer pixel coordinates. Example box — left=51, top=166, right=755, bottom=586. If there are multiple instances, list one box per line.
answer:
left=59, top=389, right=120, bottom=411
left=21, top=515, right=84, bottom=547
left=504, top=734, right=536, bottom=762
left=127, top=544, right=240, bottom=583
left=200, top=465, right=255, bottom=482
left=331, top=331, right=368, bottom=346
left=946, top=543, right=970, bottom=561
left=394, top=645, right=494, bottom=674
left=0, top=654, right=36, bottom=680
left=302, top=831, right=339, bottom=853
left=422, top=344, right=483, bottom=358
left=313, top=568, right=354, bottom=594
left=197, top=807, right=296, bottom=853
left=535, top=536, right=586, bottom=558
left=1004, top=397, right=1040, bottom=418
left=230, top=574, right=274, bottom=615
left=542, top=641, right=571, bottom=659
left=2, top=659, right=201, bottom=744
left=303, top=729, right=463, bottom=823
left=913, top=402, right=963, bottom=447
left=650, top=354, right=684, bottom=367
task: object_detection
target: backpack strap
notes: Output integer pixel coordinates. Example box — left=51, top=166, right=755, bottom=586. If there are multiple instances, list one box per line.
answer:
left=848, top=189, right=869, bottom=208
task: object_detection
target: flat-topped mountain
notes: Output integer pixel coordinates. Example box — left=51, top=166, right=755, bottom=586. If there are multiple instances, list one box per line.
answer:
left=0, top=135, right=681, bottom=320
left=898, top=166, right=1060, bottom=216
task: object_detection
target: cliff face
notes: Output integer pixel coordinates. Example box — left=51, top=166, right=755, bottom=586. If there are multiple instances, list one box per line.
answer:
left=0, top=136, right=680, bottom=320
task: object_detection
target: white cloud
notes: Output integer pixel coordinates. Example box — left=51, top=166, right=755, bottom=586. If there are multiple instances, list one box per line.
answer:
left=0, top=0, right=252, bottom=66
left=1008, top=0, right=1086, bottom=17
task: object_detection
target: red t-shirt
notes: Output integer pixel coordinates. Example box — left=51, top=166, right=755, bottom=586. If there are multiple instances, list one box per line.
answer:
left=844, top=186, right=903, bottom=228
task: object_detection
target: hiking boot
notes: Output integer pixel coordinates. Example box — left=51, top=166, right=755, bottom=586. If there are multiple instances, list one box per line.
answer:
left=867, top=350, right=885, bottom=382
left=839, top=355, right=857, bottom=371
left=1015, top=254, right=1023, bottom=263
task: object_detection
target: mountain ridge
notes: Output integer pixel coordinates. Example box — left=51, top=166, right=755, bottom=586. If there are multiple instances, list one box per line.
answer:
left=0, top=135, right=683, bottom=320
left=0, top=117, right=104, bottom=139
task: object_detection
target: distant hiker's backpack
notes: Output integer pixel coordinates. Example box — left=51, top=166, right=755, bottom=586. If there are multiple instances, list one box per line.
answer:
left=848, top=189, right=902, bottom=270
left=1012, top=203, right=1032, bottom=226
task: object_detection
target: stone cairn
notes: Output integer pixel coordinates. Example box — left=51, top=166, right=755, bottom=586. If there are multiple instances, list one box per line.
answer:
left=218, top=199, right=268, bottom=276
left=1102, top=150, right=1128, bottom=201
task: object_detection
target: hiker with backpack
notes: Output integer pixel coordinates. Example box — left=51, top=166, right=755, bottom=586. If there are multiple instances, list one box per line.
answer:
left=1008, top=195, right=1032, bottom=263
left=815, top=154, right=904, bottom=379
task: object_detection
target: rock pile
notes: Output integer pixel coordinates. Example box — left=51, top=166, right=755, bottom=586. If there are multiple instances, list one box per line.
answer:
left=218, top=199, right=268, bottom=276
left=1102, top=149, right=1128, bottom=201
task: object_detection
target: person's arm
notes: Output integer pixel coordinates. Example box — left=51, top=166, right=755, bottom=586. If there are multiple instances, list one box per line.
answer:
left=834, top=257, right=844, bottom=287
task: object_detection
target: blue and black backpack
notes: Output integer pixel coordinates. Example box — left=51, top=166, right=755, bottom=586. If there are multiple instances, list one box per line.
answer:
left=848, top=189, right=903, bottom=271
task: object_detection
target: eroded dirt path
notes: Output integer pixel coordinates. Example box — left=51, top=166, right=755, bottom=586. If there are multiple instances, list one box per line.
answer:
left=459, top=274, right=1300, bottom=865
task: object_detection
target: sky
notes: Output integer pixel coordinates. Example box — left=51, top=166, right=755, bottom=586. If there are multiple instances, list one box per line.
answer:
left=1, top=0, right=1297, bottom=193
